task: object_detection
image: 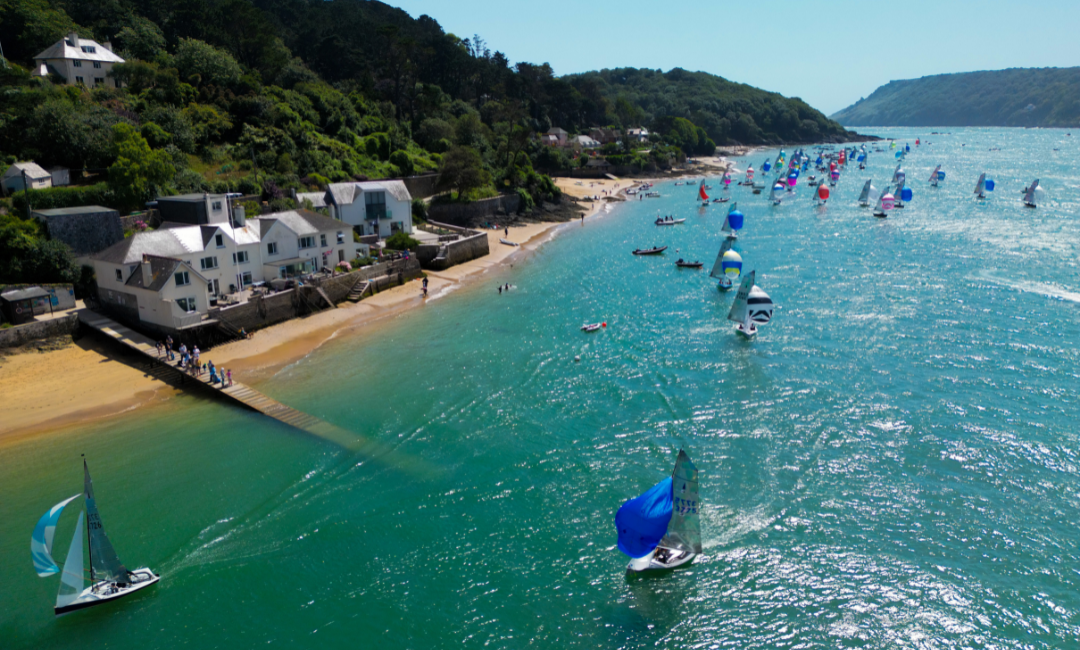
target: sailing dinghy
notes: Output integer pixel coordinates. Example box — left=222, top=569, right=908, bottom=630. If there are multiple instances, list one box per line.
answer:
left=616, top=450, right=701, bottom=574
left=974, top=172, right=993, bottom=199
left=858, top=179, right=874, bottom=207
left=710, top=239, right=741, bottom=291
left=874, top=187, right=894, bottom=218
left=728, top=271, right=773, bottom=338
left=32, top=458, right=159, bottom=615
left=721, top=203, right=743, bottom=240
left=1022, top=179, right=1043, bottom=208
left=929, top=165, right=942, bottom=187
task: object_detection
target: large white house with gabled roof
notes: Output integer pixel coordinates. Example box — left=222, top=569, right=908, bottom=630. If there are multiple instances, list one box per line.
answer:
left=31, top=32, right=125, bottom=88
left=90, top=209, right=362, bottom=330
left=324, top=180, right=412, bottom=239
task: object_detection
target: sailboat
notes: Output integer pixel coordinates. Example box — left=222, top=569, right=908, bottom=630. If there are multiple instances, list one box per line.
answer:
left=770, top=179, right=785, bottom=205
left=892, top=164, right=905, bottom=185
left=815, top=179, right=830, bottom=205
left=873, top=187, right=894, bottom=218
left=616, top=450, right=701, bottom=574
left=1022, top=179, right=1043, bottom=208
left=32, top=458, right=159, bottom=615
left=858, top=179, right=874, bottom=207
left=728, top=270, right=773, bottom=338
left=721, top=203, right=743, bottom=240
left=699, top=182, right=710, bottom=206
left=974, top=172, right=993, bottom=199
left=929, top=165, right=942, bottom=187
left=710, top=239, right=742, bottom=291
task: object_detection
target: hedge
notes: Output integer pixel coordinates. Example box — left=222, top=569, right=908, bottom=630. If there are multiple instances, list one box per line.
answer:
left=12, top=183, right=115, bottom=215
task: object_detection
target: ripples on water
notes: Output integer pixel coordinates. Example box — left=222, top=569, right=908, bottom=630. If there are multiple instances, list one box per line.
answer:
left=3, top=128, right=1080, bottom=649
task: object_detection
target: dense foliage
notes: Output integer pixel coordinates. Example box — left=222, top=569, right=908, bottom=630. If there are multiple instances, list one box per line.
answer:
left=567, top=68, right=856, bottom=145
left=832, top=68, right=1080, bottom=127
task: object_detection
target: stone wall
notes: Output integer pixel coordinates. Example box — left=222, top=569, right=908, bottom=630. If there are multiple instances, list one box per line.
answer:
left=401, top=174, right=439, bottom=200
left=36, top=208, right=123, bottom=256
left=414, top=222, right=490, bottom=270
left=427, top=194, right=521, bottom=227
left=0, top=312, right=79, bottom=349
left=210, top=258, right=422, bottom=333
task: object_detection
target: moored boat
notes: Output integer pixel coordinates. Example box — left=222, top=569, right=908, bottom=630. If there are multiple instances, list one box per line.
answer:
left=675, top=259, right=703, bottom=268
left=632, top=246, right=668, bottom=256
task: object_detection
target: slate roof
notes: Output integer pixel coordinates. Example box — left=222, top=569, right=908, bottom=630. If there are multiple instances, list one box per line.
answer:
left=1, top=287, right=50, bottom=301
left=252, top=209, right=346, bottom=236
left=34, top=34, right=124, bottom=64
left=93, top=222, right=261, bottom=265
left=32, top=205, right=117, bottom=217
left=325, top=180, right=411, bottom=206
left=124, top=256, right=207, bottom=292
left=296, top=192, right=327, bottom=208
left=2, top=162, right=50, bottom=180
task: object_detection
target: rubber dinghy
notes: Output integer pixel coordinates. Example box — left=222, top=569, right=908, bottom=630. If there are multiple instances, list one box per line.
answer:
left=632, top=246, right=667, bottom=256
left=616, top=450, right=702, bottom=574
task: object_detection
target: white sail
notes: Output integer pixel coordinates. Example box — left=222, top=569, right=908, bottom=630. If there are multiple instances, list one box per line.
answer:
left=710, top=239, right=733, bottom=278
left=974, top=172, right=986, bottom=195
left=929, top=165, right=941, bottom=182
left=858, top=179, right=872, bottom=203
left=56, top=513, right=85, bottom=610
left=31, top=494, right=81, bottom=577
left=747, top=286, right=774, bottom=324
left=893, top=163, right=902, bottom=182
left=728, top=271, right=755, bottom=325
left=658, top=450, right=701, bottom=554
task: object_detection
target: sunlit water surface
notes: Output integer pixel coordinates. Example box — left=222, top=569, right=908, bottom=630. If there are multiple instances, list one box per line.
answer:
left=3, top=127, right=1080, bottom=649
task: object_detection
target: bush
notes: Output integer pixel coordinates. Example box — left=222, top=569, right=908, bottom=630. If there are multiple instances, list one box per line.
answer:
left=351, top=256, right=374, bottom=267
left=12, top=184, right=114, bottom=215
left=411, top=198, right=428, bottom=223
left=384, top=231, right=420, bottom=252
left=516, top=188, right=535, bottom=213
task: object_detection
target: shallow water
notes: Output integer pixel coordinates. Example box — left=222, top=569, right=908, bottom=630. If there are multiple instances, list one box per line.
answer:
left=3, top=127, right=1080, bottom=649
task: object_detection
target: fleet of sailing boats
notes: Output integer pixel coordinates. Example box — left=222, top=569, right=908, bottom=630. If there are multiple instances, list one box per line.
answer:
left=32, top=458, right=159, bottom=615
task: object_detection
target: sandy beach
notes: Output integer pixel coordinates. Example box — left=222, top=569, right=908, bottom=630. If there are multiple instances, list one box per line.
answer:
left=0, top=200, right=614, bottom=444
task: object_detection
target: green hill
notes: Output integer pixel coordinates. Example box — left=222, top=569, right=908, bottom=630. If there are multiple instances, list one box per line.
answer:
left=832, top=67, right=1080, bottom=127
left=567, top=67, right=858, bottom=145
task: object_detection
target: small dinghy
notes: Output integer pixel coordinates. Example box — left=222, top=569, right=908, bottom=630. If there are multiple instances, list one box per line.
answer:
left=728, top=271, right=773, bottom=339
left=1022, top=178, right=1043, bottom=208
left=499, top=238, right=519, bottom=247
left=675, top=259, right=703, bottom=268
left=581, top=322, right=605, bottom=332
left=616, top=449, right=702, bottom=574
left=32, top=458, right=160, bottom=615
left=711, top=197, right=730, bottom=203
left=632, top=246, right=668, bottom=256
left=655, top=218, right=685, bottom=225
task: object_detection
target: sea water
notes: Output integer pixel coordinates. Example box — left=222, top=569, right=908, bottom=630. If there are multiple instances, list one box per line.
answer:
left=3, top=127, right=1080, bottom=649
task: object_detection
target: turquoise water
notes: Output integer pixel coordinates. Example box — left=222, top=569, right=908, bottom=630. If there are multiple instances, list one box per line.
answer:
left=3, top=127, right=1080, bottom=648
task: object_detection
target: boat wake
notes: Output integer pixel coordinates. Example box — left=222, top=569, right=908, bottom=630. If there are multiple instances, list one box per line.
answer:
left=970, top=273, right=1080, bottom=304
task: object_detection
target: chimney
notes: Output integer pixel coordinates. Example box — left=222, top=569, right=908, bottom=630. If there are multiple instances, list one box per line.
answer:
left=141, top=255, right=152, bottom=286
left=102, top=41, right=113, bottom=52
left=233, top=206, right=246, bottom=228
left=67, top=32, right=79, bottom=47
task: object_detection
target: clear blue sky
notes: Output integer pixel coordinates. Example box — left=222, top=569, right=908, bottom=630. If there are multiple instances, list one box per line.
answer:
left=390, top=0, right=1080, bottom=115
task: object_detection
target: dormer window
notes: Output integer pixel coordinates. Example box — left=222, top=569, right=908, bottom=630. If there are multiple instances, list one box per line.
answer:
left=81, top=45, right=96, bottom=54
left=211, top=201, right=222, bottom=211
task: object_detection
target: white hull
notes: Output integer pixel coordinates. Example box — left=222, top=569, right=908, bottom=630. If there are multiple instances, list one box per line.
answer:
left=56, top=568, right=159, bottom=615
left=717, top=278, right=733, bottom=291
left=735, top=322, right=757, bottom=338
left=655, top=219, right=685, bottom=225
left=626, top=547, right=697, bottom=573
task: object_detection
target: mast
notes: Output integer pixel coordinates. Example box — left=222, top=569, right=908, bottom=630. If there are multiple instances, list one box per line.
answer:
left=83, top=456, right=94, bottom=582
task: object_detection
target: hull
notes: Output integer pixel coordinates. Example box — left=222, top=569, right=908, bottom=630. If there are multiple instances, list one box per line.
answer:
left=581, top=324, right=602, bottom=332
left=655, top=219, right=685, bottom=225
left=735, top=322, right=757, bottom=338
left=873, top=211, right=887, bottom=218
left=717, top=278, right=733, bottom=291
left=626, top=547, right=697, bottom=574
left=55, top=569, right=159, bottom=616
left=633, top=247, right=667, bottom=256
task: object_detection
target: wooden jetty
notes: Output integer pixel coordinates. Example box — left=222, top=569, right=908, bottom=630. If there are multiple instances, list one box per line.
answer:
left=77, top=309, right=359, bottom=448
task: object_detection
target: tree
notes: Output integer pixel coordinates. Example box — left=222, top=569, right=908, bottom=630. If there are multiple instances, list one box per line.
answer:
left=436, top=146, right=490, bottom=199
left=107, top=124, right=175, bottom=211
left=173, top=38, right=243, bottom=88
left=384, top=231, right=420, bottom=252
left=116, top=16, right=165, bottom=61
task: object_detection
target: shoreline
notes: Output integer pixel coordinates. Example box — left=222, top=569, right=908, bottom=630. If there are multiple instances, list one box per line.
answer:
left=0, top=197, right=613, bottom=445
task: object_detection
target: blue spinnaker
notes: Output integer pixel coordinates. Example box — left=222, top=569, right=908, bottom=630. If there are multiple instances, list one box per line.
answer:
left=616, top=477, right=673, bottom=558
left=31, top=494, right=81, bottom=577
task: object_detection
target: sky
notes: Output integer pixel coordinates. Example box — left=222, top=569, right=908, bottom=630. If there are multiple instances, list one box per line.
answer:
left=389, top=0, right=1080, bottom=116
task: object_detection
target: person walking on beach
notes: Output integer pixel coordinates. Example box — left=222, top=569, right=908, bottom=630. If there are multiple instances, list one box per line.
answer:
left=504, top=227, right=509, bottom=237
left=227, top=369, right=233, bottom=386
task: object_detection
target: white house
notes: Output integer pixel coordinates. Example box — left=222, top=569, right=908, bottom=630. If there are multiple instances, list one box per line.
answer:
left=571, top=135, right=600, bottom=149
left=90, top=209, right=361, bottom=330
left=627, top=128, right=650, bottom=142
left=2, top=162, right=52, bottom=194
left=324, top=180, right=412, bottom=240
left=31, top=32, right=125, bottom=89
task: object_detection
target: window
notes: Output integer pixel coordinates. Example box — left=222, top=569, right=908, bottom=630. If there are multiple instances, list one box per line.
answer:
left=75, top=76, right=84, bottom=84
left=200, top=256, right=218, bottom=270
left=81, top=45, right=96, bottom=54
left=215, top=234, right=224, bottom=247
left=320, top=234, right=327, bottom=247
left=364, top=191, right=387, bottom=219
left=115, top=269, right=123, bottom=281
left=337, top=231, right=344, bottom=245
left=175, top=271, right=190, bottom=286
left=211, top=201, right=222, bottom=211
left=233, top=250, right=249, bottom=264
left=298, top=236, right=315, bottom=249
left=176, top=297, right=197, bottom=313
left=94, top=77, right=104, bottom=86
left=240, top=271, right=253, bottom=286
left=267, top=242, right=278, bottom=256
left=73, top=60, right=82, bottom=68
left=93, top=62, right=101, bottom=69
